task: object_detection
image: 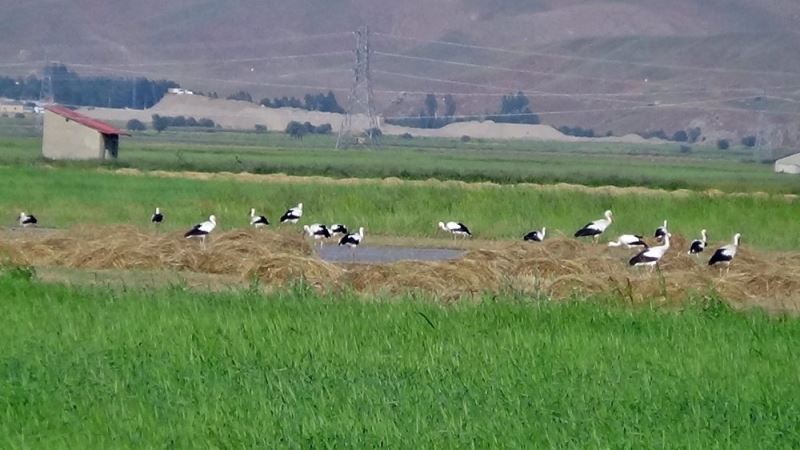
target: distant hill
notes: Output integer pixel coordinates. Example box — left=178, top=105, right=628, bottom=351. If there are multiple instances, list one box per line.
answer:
left=2, top=0, right=800, bottom=147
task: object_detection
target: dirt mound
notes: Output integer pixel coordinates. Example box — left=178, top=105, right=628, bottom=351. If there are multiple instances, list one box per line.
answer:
left=2, top=227, right=799, bottom=312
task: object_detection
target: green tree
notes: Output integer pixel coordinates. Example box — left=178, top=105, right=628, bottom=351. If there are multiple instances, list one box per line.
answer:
left=672, top=130, right=688, bottom=142
left=151, top=114, right=169, bottom=133
left=126, top=119, right=146, bottom=131
left=286, top=121, right=307, bottom=139
left=227, top=91, right=253, bottom=102
left=495, top=91, right=539, bottom=124
left=444, top=94, right=457, bottom=117
left=424, top=94, right=438, bottom=118
left=717, top=139, right=730, bottom=150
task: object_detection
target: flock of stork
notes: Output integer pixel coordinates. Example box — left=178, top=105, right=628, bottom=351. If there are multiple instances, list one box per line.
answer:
left=172, top=203, right=365, bottom=252
left=17, top=207, right=740, bottom=271
left=438, top=210, right=740, bottom=271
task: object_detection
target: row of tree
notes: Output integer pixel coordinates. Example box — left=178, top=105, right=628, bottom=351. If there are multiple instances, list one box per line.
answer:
left=147, top=115, right=216, bottom=132
left=387, top=91, right=541, bottom=129
left=0, top=64, right=179, bottom=109
left=225, top=89, right=345, bottom=114
left=285, top=121, right=333, bottom=139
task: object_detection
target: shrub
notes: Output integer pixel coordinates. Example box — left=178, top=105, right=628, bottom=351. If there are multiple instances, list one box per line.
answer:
left=126, top=119, right=146, bottom=131
left=741, top=135, right=757, bottom=147
left=688, top=127, right=702, bottom=143
left=400, top=132, right=413, bottom=139
left=254, top=124, right=267, bottom=133
left=364, top=127, right=382, bottom=139
left=679, top=145, right=692, bottom=154
left=14, top=112, right=25, bottom=119
left=315, top=123, right=333, bottom=134
left=197, top=118, right=215, bottom=128
left=672, top=130, right=688, bottom=142
left=717, top=139, right=730, bottom=150
left=460, top=135, right=471, bottom=142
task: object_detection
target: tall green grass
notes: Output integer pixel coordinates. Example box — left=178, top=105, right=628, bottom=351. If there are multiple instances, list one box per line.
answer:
left=1, top=166, right=799, bottom=249
left=1, top=274, right=799, bottom=447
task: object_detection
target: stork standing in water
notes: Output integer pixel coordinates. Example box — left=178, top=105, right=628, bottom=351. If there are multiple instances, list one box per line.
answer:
left=608, top=234, right=648, bottom=249
left=654, top=220, right=670, bottom=243
left=574, top=210, right=613, bottom=243
left=249, top=208, right=269, bottom=229
left=151, top=207, right=164, bottom=229
left=280, top=203, right=303, bottom=224
left=688, top=229, right=708, bottom=255
left=523, top=227, right=546, bottom=242
left=339, top=227, right=364, bottom=262
left=304, top=223, right=332, bottom=247
left=18, top=212, right=38, bottom=228
left=438, top=221, right=472, bottom=239
left=184, top=215, right=216, bottom=250
left=708, top=233, right=741, bottom=274
left=629, top=233, right=670, bottom=271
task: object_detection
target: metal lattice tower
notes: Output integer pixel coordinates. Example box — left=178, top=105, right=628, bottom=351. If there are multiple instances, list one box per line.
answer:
left=336, top=25, right=380, bottom=149
left=36, top=63, right=55, bottom=130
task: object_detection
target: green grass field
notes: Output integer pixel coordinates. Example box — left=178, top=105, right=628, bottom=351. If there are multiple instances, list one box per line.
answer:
left=2, top=272, right=799, bottom=447
left=2, top=122, right=798, bottom=193
left=1, top=165, right=799, bottom=249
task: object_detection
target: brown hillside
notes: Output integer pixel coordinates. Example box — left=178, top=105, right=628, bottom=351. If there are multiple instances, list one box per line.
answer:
left=2, top=0, right=799, bottom=146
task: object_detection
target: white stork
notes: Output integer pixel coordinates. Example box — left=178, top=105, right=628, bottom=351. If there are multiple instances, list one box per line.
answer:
left=304, top=224, right=332, bottom=246
left=629, top=233, right=670, bottom=270
left=708, top=233, right=741, bottom=273
left=279, top=203, right=303, bottom=224
left=18, top=212, right=38, bottom=227
left=330, top=224, right=348, bottom=236
left=338, top=227, right=364, bottom=262
left=438, top=221, right=472, bottom=238
left=249, top=208, right=269, bottom=228
left=574, top=210, right=613, bottom=243
left=184, top=215, right=216, bottom=249
left=608, top=234, right=648, bottom=249
left=688, top=229, right=708, bottom=255
left=523, top=227, right=546, bottom=242
left=654, top=219, right=670, bottom=243
left=151, top=207, right=164, bottom=226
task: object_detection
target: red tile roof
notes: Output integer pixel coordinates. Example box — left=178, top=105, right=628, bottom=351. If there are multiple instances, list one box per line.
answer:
left=45, top=105, right=131, bottom=136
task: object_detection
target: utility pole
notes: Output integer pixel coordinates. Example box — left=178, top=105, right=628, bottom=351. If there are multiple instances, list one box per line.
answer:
left=336, top=25, right=380, bottom=149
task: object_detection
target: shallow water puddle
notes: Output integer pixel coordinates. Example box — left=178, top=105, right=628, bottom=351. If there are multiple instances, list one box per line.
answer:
left=318, top=245, right=464, bottom=264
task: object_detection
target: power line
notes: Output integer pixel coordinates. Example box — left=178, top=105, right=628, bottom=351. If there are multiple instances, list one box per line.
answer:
left=0, top=32, right=354, bottom=54
left=374, top=51, right=800, bottom=96
left=383, top=94, right=800, bottom=119
left=89, top=51, right=352, bottom=68
left=374, top=32, right=800, bottom=79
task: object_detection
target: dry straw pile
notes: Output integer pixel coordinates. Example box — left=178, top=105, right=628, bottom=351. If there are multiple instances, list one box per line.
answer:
left=2, top=227, right=799, bottom=312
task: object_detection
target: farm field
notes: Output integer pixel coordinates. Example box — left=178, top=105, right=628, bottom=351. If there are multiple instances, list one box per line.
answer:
left=0, top=165, right=799, bottom=249
left=2, top=272, right=800, bottom=448
left=1, top=122, right=798, bottom=193
left=2, top=121, right=800, bottom=447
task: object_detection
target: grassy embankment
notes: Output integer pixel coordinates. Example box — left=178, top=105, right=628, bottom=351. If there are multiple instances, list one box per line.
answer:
left=1, top=272, right=799, bottom=448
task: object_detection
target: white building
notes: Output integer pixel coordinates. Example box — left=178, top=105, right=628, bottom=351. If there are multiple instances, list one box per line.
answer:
left=774, top=153, right=800, bottom=174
